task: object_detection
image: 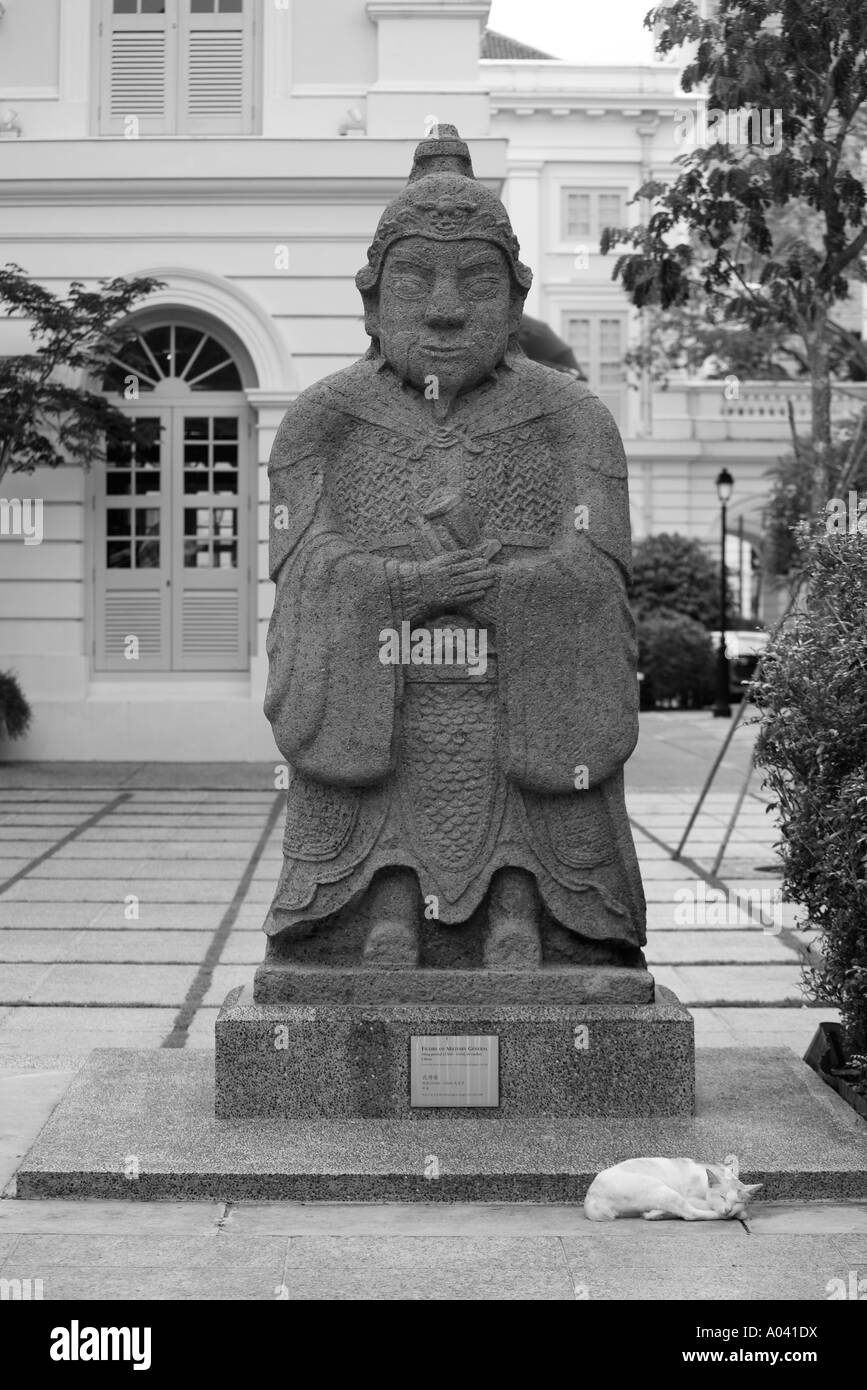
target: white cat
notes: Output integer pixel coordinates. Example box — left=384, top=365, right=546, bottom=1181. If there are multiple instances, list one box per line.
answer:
left=583, top=1154, right=762, bottom=1222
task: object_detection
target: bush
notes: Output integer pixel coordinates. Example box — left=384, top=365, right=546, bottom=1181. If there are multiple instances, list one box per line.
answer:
left=632, top=533, right=733, bottom=629
left=0, top=670, right=32, bottom=742
left=753, top=529, right=867, bottom=1083
left=637, top=611, right=715, bottom=709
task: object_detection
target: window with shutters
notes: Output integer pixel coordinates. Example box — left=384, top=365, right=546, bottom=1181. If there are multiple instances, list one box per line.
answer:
left=561, top=188, right=628, bottom=244
left=95, top=321, right=251, bottom=673
left=98, top=0, right=257, bottom=135
left=561, top=312, right=627, bottom=427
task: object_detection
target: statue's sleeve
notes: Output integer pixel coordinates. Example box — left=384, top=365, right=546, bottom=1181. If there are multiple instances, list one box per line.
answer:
left=497, top=393, right=638, bottom=794
left=263, top=394, right=398, bottom=786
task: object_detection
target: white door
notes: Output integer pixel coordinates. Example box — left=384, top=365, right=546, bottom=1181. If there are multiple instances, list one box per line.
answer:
left=94, top=323, right=250, bottom=672
left=95, top=409, right=172, bottom=671
left=173, top=406, right=247, bottom=670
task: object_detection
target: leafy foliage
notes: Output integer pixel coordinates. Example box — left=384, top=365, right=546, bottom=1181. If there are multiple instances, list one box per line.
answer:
left=637, top=610, right=716, bottom=708
left=0, top=670, right=32, bottom=743
left=631, top=532, right=732, bottom=627
left=763, top=407, right=867, bottom=577
left=606, top=0, right=867, bottom=464
left=0, top=265, right=162, bottom=484
left=623, top=295, right=808, bottom=386
left=753, top=528, right=867, bottom=1077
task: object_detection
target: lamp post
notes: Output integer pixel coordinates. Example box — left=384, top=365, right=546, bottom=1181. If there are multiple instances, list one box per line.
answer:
left=713, top=468, right=734, bottom=718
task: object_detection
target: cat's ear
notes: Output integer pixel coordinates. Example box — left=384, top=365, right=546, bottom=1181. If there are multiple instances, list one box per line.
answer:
left=743, top=1183, right=763, bottom=1199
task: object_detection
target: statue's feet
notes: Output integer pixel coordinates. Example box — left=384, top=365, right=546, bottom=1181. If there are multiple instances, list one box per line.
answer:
left=362, top=918, right=419, bottom=966
left=484, top=868, right=542, bottom=970
left=362, top=869, right=420, bottom=967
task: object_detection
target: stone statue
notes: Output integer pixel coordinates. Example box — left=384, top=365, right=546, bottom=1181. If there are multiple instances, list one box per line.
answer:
left=260, top=126, right=647, bottom=990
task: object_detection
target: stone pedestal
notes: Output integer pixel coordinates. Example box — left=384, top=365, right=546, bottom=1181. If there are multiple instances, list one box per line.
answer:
left=214, top=980, right=695, bottom=1119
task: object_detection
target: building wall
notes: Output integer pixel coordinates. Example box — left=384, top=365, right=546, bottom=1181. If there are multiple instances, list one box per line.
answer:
left=0, top=0, right=503, bottom=758
left=0, top=1, right=855, bottom=757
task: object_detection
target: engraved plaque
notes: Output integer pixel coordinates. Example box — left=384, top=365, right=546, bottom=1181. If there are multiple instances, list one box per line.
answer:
left=410, top=1034, right=499, bottom=1107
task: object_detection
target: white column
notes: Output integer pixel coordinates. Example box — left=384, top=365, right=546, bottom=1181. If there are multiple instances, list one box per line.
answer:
left=504, top=161, right=542, bottom=316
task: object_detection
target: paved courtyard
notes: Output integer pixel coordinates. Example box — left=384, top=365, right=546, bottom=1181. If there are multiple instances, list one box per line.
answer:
left=0, top=711, right=830, bottom=1056
left=1, top=711, right=858, bottom=1304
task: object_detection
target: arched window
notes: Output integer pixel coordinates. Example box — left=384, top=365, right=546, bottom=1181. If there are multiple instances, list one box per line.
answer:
left=94, top=318, right=251, bottom=673
left=103, top=325, right=244, bottom=394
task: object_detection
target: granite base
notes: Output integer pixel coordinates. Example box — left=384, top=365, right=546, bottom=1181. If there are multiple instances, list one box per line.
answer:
left=252, top=963, right=655, bottom=1005
left=214, top=983, right=694, bottom=1119
left=14, top=1048, right=867, bottom=1202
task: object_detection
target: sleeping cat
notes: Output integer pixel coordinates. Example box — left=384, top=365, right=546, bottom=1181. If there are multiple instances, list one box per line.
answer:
left=583, top=1154, right=762, bottom=1221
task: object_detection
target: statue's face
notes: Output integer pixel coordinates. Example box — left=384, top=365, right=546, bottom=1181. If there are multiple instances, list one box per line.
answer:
left=371, top=237, right=519, bottom=397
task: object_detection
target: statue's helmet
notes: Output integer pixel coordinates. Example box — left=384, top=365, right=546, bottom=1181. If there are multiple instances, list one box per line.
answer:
left=355, top=124, right=533, bottom=308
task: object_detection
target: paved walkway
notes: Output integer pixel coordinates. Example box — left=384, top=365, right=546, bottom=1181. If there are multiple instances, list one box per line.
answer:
left=1, top=712, right=855, bottom=1304
left=0, top=1197, right=865, bottom=1301
left=0, top=712, right=831, bottom=1056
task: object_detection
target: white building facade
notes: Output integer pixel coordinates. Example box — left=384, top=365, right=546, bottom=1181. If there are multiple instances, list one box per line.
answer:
left=0, top=0, right=857, bottom=759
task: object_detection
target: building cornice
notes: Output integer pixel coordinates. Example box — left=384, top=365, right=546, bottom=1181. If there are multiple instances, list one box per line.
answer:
left=0, top=138, right=509, bottom=205
left=367, top=2, right=490, bottom=18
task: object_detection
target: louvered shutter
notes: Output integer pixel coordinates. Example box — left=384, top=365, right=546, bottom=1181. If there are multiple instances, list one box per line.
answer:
left=100, top=1, right=176, bottom=137
left=180, top=2, right=254, bottom=135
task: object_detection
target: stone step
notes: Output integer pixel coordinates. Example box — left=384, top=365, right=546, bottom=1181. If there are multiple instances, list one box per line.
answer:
left=15, top=1047, right=867, bottom=1204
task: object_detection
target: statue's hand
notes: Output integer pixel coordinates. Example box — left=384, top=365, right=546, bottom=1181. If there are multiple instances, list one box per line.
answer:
left=468, top=566, right=501, bottom=626
left=399, top=550, right=495, bottom=621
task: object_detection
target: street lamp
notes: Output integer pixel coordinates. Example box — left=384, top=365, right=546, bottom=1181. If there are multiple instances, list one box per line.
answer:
left=713, top=468, right=734, bottom=718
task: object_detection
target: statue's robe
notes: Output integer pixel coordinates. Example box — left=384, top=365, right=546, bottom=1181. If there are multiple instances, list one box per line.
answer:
left=264, top=351, right=646, bottom=947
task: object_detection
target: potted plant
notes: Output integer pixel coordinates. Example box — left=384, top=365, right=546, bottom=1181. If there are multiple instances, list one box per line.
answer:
left=753, top=524, right=867, bottom=1119
left=0, top=669, right=32, bottom=746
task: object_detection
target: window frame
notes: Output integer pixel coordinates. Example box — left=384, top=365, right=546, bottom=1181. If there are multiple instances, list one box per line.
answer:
left=560, top=309, right=628, bottom=427
left=95, top=0, right=260, bottom=137
left=559, top=186, right=629, bottom=249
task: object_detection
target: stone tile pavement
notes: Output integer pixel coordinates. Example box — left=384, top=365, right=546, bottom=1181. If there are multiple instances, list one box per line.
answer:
left=0, top=713, right=832, bottom=1055
left=0, top=1197, right=864, bottom=1300
left=0, top=714, right=857, bottom=1302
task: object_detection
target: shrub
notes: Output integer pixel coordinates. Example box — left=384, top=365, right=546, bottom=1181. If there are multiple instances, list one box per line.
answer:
left=753, top=528, right=867, bottom=1082
left=637, top=611, right=715, bottom=709
left=631, top=533, right=733, bottom=629
left=0, top=670, right=32, bottom=742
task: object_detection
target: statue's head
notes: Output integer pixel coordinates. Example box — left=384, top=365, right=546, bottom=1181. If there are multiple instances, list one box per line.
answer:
left=356, top=126, right=532, bottom=397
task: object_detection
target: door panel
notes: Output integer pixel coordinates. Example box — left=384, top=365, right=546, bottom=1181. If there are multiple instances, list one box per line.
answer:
left=171, top=408, right=247, bottom=671
left=94, top=404, right=248, bottom=673
left=95, top=412, right=172, bottom=671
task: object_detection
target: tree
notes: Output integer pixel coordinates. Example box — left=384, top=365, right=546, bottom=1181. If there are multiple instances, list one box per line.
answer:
left=631, top=532, right=733, bottom=627
left=624, top=293, right=808, bottom=386
left=0, top=265, right=163, bottom=486
left=603, top=0, right=867, bottom=498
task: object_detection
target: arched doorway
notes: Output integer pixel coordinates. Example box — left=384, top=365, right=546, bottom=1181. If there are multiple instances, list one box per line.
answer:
left=95, top=318, right=253, bottom=673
